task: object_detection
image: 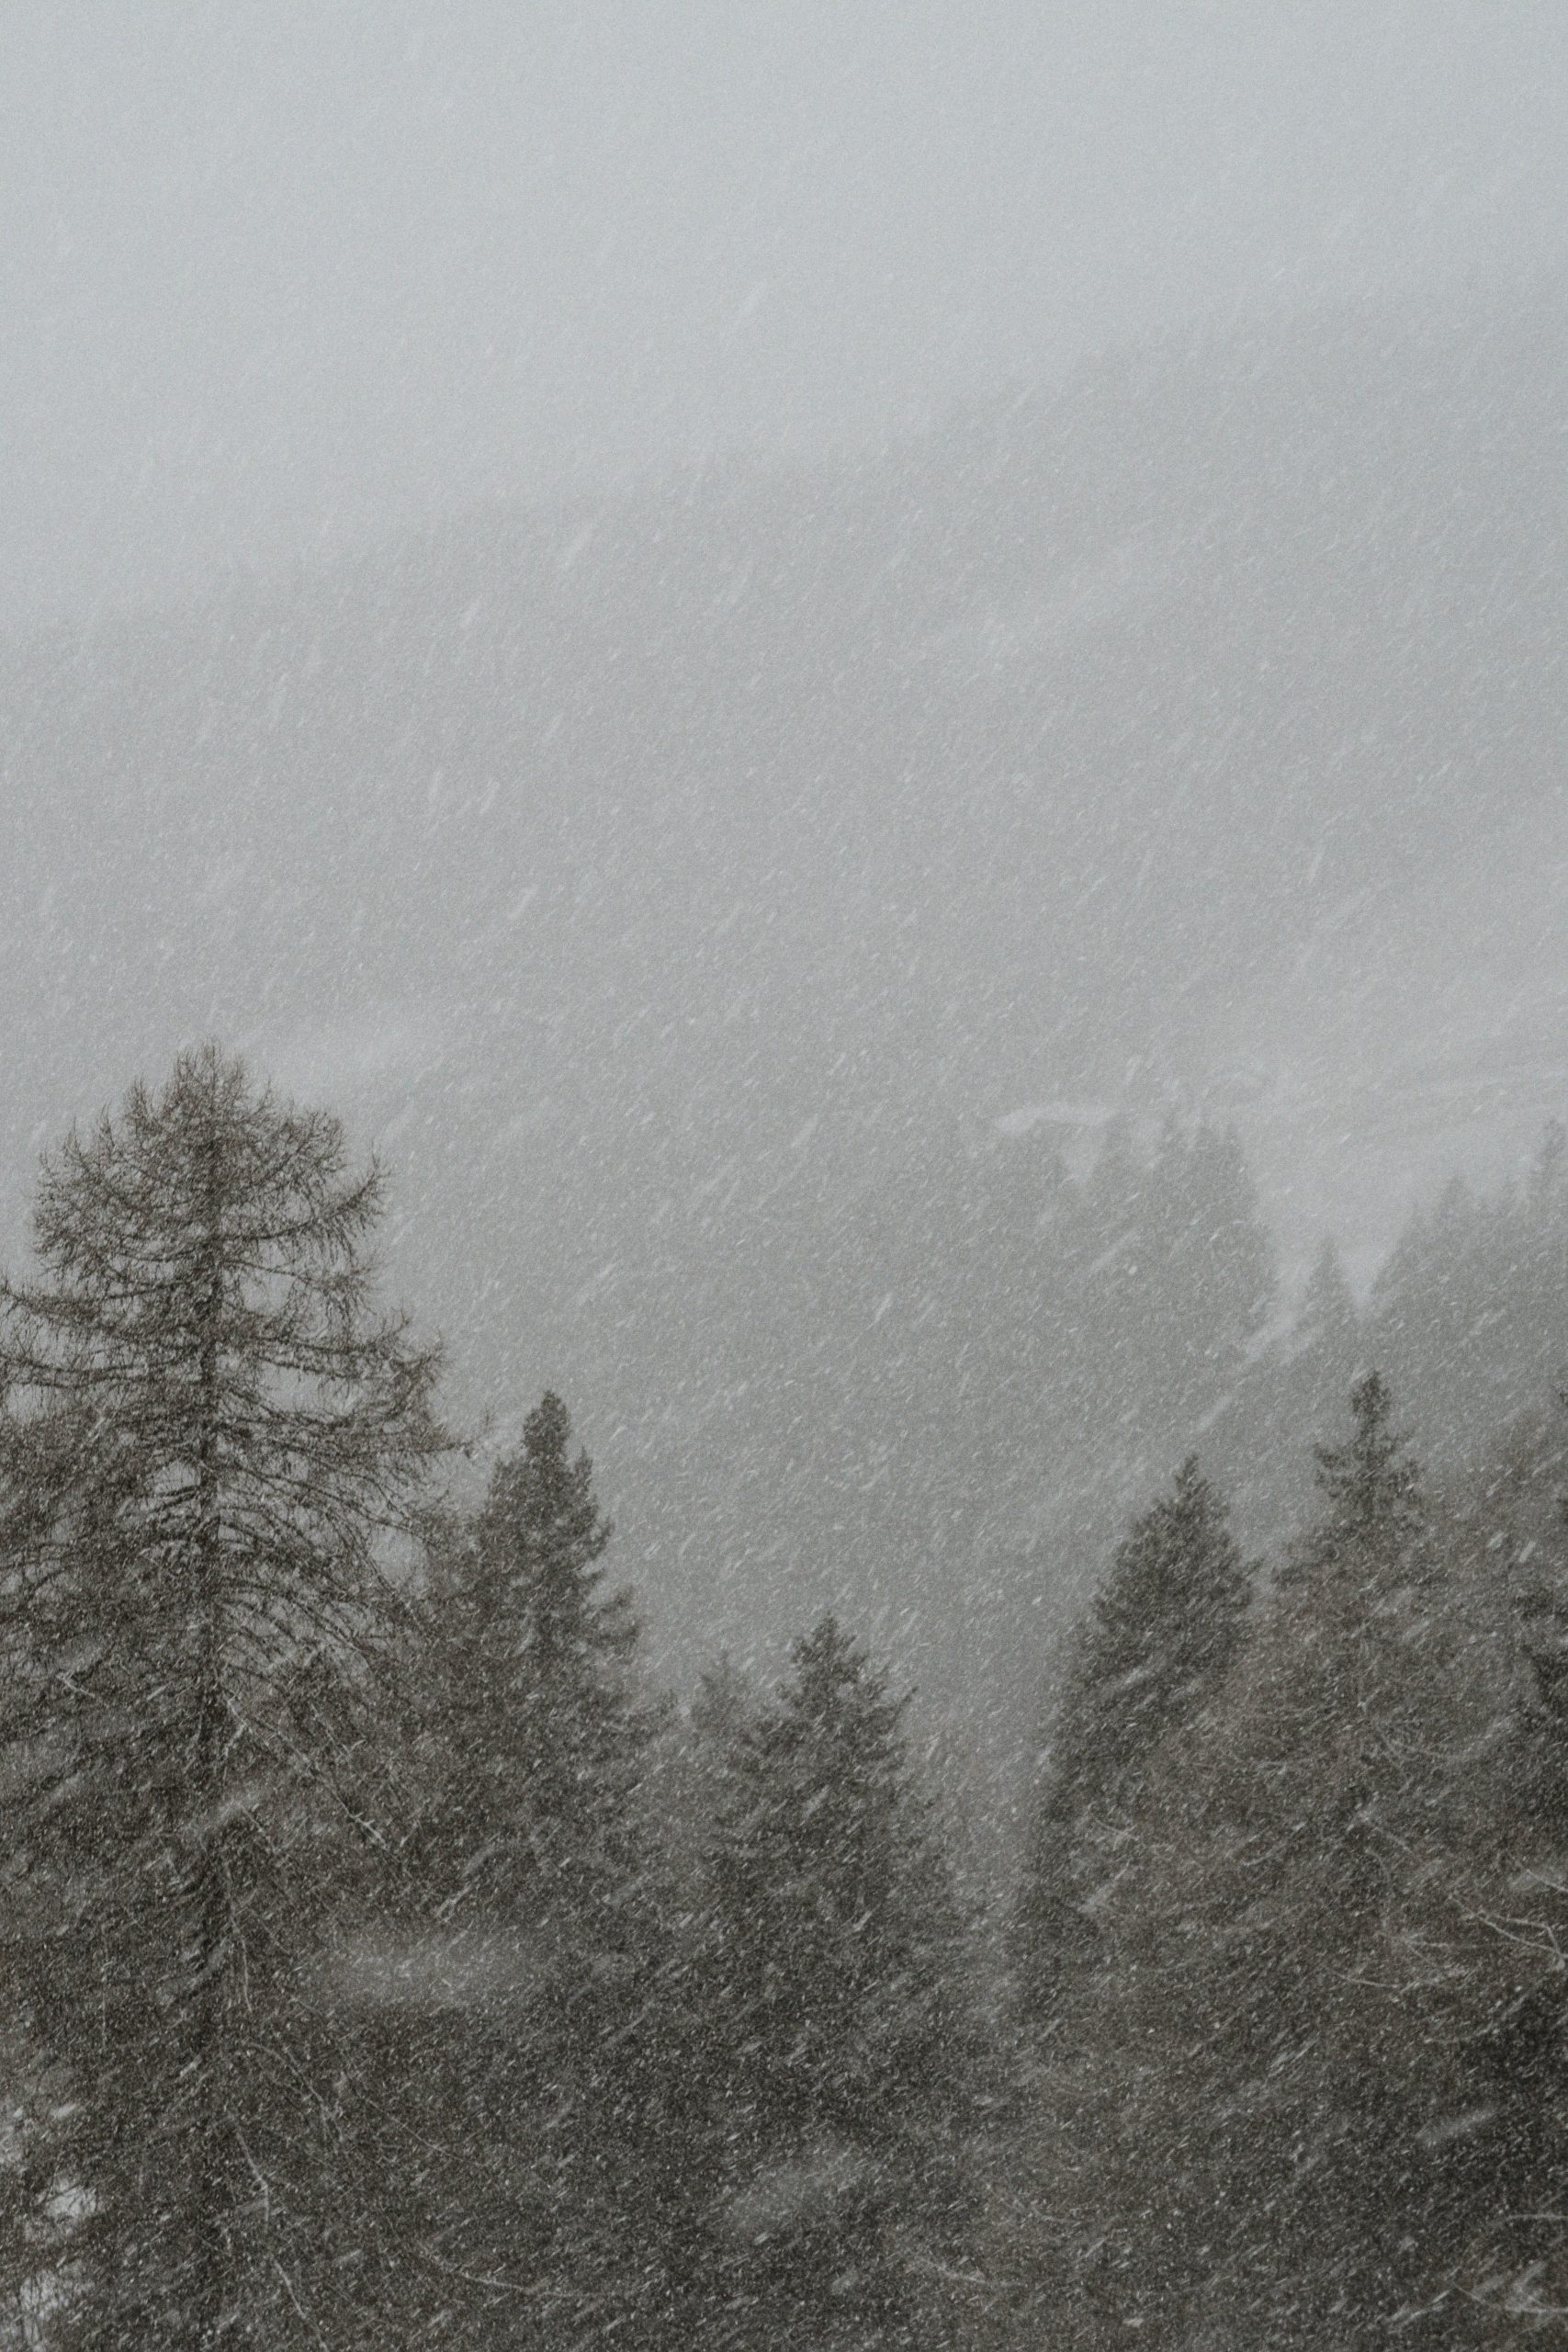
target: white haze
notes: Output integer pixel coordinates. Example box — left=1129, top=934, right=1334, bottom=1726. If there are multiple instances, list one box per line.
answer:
left=3, top=1, right=1565, bottom=625
left=1, top=5, right=1564, bottom=1722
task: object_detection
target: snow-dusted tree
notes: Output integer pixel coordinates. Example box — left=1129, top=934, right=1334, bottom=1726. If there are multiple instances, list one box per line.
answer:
left=0, top=1045, right=446, bottom=2347
left=1012, top=1375, right=1498, bottom=2348
left=702, top=1614, right=978, bottom=2348
left=412, top=1392, right=654, bottom=1920
left=1015, top=1454, right=1250, bottom=2022
left=1293, top=1233, right=1360, bottom=1385
left=383, top=1394, right=700, bottom=2346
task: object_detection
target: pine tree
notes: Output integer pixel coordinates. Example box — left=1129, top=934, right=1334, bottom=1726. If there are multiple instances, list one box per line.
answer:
left=414, top=1392, right=652, bottom=1921
left=383, top=1394, right=697, bottom=2346
left=1300, top=1365, right=1424, bottom=1559
left=1297, top=1231, right=1359, bottom=1356
left=703, top=1614, right=977, bottom=2348
left=1425, top=1406, right=1568, bottom=2334
left=0, top=1045, right=446, bottom=2348
left=1045, top=1376, right=1488, bottom=2346
left=1016, top=1456, right=1249, bottom=2022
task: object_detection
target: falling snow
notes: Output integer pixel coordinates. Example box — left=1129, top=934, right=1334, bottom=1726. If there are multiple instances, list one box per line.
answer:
left=1, top=8, right=1565, bottom=2344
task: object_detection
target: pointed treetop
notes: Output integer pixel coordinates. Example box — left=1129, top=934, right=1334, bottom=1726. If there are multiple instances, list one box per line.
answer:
left=1311, top=1371, right=1423, bottom=1549
left=1529, top=1117, right=1567, bottom=1213
left=793, top=1610, right=863, bottom=1679
left=4, top=1040, right=443, bottom=1473
left=739, top=1614, right=916, bottom=1801
left=1297, top=1236, right=1359, bottom=1351
left=1066, top=1453, right=1250, bottom=1788
left=523, top=1388, right=572, bottom=1463
left=785, top=1611, right=903, bottom=1720
left=1171, top=1450, right=1205, bottom=1507
left=482, top=1391, right=613, bottom=1577
left=1093, top=1453, right=1246, bottom=1623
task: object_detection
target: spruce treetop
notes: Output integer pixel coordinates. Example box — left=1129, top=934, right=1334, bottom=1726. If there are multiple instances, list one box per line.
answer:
left=705, top=1610, right=974, bottom=2173
left=414, top=1391, right=654, bottom=1922
left=1309, top=1370, right=1424, bottom=1557
left=1062, top=1454, right=1250, bottom=1800
left=470, top=1387, right=634, bottom=1681
left=1297, top=1235, right=1359, bottom=1356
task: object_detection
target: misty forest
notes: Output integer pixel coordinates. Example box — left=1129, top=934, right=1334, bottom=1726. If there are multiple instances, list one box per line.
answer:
left=6, top=6, right=1568, bottom=2346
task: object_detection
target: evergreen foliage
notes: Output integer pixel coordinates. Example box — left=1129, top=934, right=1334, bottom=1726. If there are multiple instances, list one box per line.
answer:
left=1016, top=1455, right=1250, bottom=2022
left=702, top=1614, right=979, bottom=2348
left=378, top=1394, right=701, bottom=2346
left=5, top=1046, right=1568, bottom=2346
left=998, top=1377, right=1516, bottom=2347
left=0, top=1045, right=446, bottom=2347
left=412, top=1391, right=654, bottom=1920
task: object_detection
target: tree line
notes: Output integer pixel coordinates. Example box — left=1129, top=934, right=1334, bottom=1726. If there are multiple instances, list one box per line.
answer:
left=0, top=1046, right=1564, bottom=2345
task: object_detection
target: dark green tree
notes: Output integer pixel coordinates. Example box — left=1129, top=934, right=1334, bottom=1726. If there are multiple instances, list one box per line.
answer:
left=1426, top=1404, right=1568, bottom=2335
left=0, top=1045, right=446, bottom=2348
left=1016, top=1455, right=1250, bottom=2023
left=1023, top=1376, right=1494, bottom=2349
left=414, top=1392, right=651, bottom=1918
left=702, top=1614, right=978, bottom=2348
left=1295, top=1232, right=1360, bottom=1372
left=380, top=1394, right=698, bottom=2346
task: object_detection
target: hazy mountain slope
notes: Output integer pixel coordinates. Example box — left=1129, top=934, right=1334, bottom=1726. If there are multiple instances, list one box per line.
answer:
left=1, top=284, right=1562, bottom=1714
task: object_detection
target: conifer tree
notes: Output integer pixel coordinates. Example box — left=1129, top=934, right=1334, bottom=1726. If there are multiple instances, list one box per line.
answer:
left=1016, top=1456, right=1249, bottom=2022
left=1300, top=1365, right=1425, bottom=1559
left=385, top=1395, right=698, bottom=2346
left=1297, top=1230, right=1359, bottom=1360
left=1418, top=1402, right=1568, bottom=2335
left=414, top=1392, right=652, bottom=1921
left=702, top=1614, right=977, bottom=2348
left=0, top=1045, right=446, bottom=2348
left=1039, top=1376, right=1487, bottom=2346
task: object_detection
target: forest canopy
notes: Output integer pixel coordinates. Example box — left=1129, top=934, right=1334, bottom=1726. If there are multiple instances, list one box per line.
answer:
left=0, top=1046, right=1564, bottom=2346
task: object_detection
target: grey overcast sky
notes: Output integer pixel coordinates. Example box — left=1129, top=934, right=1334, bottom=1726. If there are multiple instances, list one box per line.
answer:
left=4, top=0, right=1565, bottom=628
